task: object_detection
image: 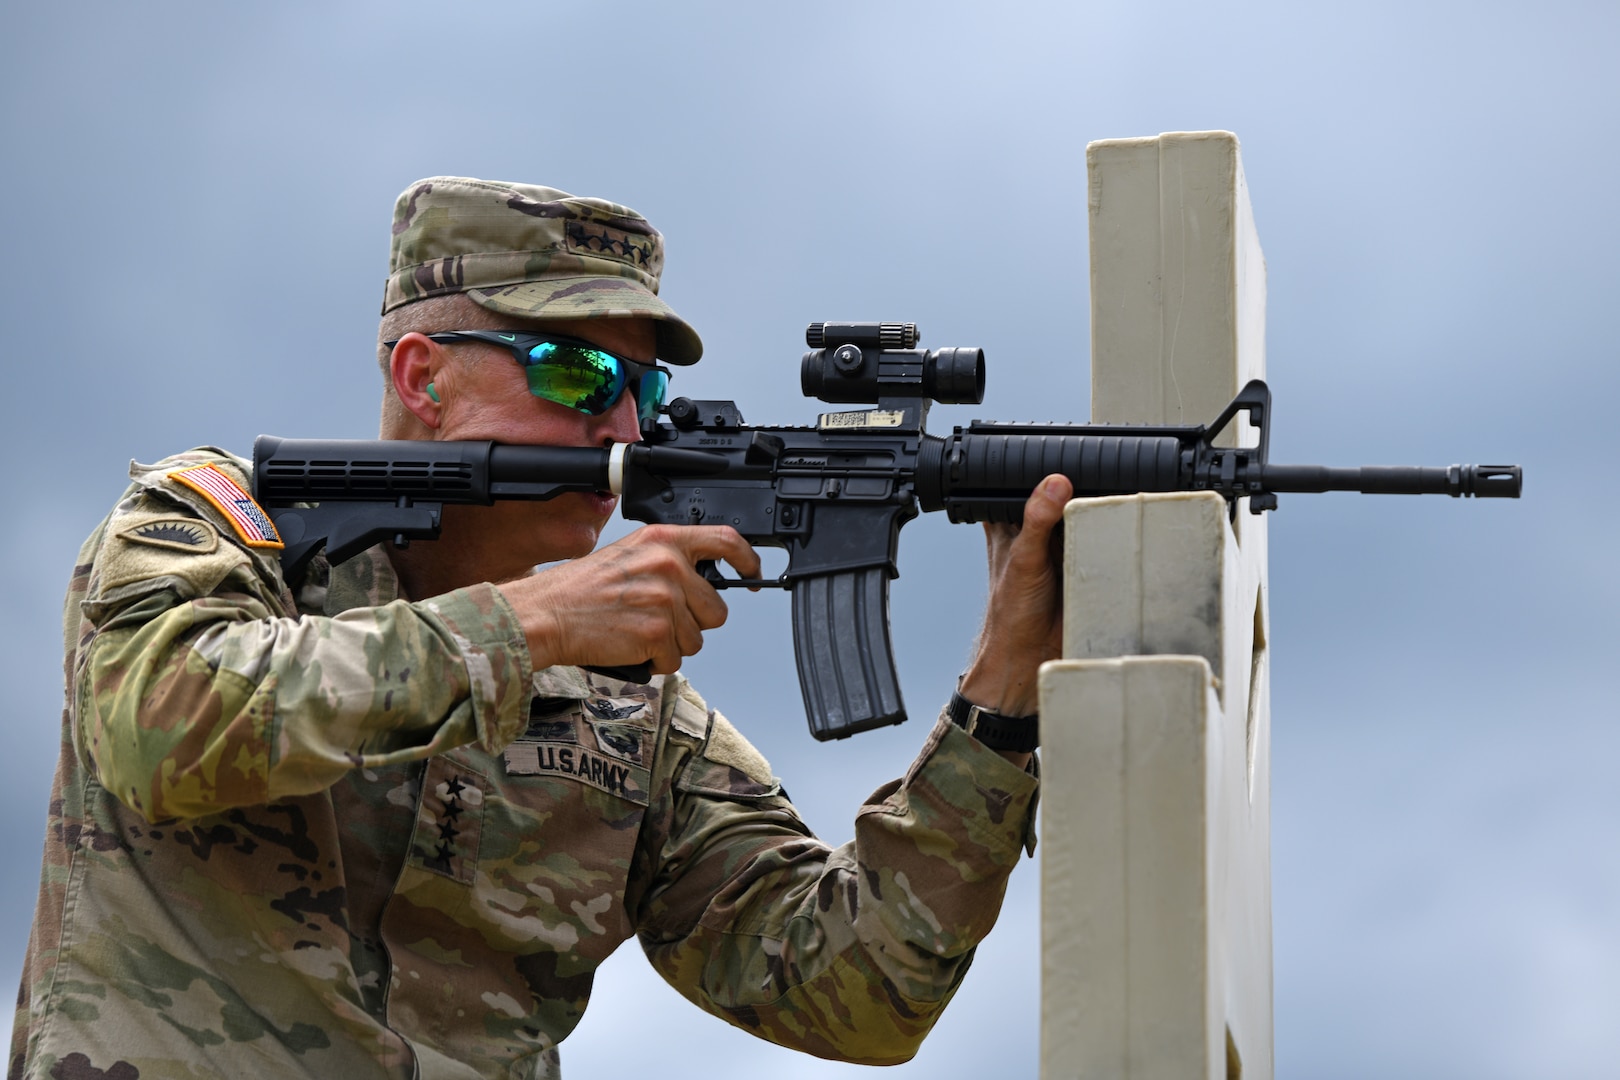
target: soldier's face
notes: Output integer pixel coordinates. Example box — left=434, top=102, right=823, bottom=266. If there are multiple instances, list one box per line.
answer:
left=434, top=316, right=655, bottom=565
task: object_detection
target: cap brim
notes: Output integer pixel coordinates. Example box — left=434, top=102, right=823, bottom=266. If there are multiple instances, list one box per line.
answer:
left=468, top=277, right=703, bottom=365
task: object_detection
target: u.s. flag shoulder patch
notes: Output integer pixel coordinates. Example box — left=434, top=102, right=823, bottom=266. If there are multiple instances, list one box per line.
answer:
left=168, top=464, right=284, bottom=549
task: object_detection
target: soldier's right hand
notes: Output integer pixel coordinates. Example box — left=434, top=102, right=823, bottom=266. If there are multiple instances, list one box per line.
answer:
left=495, top=525, right=760, bottom=675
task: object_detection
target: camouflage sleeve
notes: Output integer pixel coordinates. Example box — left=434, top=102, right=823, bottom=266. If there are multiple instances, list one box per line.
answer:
left=75, top=463, right=533, bottom=823
left=634, top=679, right=1039, bottom=1064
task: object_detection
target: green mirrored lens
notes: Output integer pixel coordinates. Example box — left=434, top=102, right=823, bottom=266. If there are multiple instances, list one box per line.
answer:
left=637, top=368, right=669, bottom=422
left=524, top=342, right=624, bottom=414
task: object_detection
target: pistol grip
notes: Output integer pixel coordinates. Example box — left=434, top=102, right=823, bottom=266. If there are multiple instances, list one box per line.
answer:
left=790, top=569, right=908, bottom=740
left=585, top=663, right=655, bottom=684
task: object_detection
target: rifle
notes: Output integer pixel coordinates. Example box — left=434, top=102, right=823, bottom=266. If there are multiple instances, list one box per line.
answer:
left=252, top=322, right=1521, bottom=741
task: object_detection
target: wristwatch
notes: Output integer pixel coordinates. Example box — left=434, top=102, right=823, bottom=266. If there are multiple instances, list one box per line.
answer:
left=946, top=691, right=1040, bottom=753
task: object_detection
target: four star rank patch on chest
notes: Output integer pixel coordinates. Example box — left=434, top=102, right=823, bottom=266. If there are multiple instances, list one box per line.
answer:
left=168, top=464, right=284, bottom=549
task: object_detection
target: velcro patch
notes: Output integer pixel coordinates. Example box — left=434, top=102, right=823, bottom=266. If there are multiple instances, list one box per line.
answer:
left=592, top=722, right=646, bottom=765
left=584, top=696, right=648, bottom=722
left=565, top=220, right=658, bottom=270
left=410, top=759, right=484, bottom=884
left=703, top=713, right=774, bottom=787
left=169, top=464, right=284, bottom=549
left=503, top=741, right=650, bottom=805
left=97, top=509, right=247, bottom=596
left=116, top=516, right=219, bottom=554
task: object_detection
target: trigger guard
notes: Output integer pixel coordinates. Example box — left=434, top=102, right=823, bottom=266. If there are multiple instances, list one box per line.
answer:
left=696, top=559, right=787, bottom=590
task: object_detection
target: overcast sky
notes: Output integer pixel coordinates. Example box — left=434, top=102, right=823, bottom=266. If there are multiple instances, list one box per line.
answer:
left=2, top=2, right=1615, bottom=1077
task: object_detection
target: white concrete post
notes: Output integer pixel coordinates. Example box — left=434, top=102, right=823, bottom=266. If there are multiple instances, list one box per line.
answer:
left=1039, top=131, right=1272, bottom=1080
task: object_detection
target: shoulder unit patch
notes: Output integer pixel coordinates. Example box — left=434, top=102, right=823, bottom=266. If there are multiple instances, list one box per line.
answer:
left=168, top=464, right=284, bottom=549
left=116, top=516, right=220, bottom=553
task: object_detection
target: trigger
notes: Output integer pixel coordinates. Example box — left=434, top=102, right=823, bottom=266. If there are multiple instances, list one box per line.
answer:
left=696, top=558, right=784, bottom=590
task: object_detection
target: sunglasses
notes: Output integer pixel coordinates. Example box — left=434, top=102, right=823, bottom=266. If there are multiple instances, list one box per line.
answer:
left=387, top=330, right=671, bottom=423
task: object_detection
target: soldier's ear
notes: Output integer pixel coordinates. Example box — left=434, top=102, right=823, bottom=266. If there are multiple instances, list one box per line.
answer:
left=389, top=334, right=444, bottom=429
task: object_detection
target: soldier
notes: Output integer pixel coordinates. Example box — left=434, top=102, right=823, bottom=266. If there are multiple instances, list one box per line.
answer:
left=11, top=177, right=1074, bottom=1079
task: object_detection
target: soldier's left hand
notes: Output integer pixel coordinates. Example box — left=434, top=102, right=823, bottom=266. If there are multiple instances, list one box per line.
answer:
left=957, top=474, right=1072, bottom=719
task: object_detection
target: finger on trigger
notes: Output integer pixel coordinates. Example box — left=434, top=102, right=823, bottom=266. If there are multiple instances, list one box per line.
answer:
left=725, top=549, right=763, bottom=585
left=678, top=526, right=757, bottom=571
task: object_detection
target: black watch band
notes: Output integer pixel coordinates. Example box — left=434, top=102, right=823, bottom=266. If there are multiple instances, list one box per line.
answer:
left=946, top=691, right=1040, bottom=753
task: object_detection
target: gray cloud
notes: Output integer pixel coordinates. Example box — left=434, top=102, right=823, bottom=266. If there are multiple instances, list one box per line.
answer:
left=2, top=2, right=1614, bottom=1076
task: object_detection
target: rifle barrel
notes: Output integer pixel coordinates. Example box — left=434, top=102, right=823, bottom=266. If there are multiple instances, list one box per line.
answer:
left=1261, top=464, right=1522, bottom=497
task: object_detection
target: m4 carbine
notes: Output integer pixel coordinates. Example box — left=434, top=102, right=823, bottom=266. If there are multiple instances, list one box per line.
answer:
left=253, top=322, right=1521, bottom=741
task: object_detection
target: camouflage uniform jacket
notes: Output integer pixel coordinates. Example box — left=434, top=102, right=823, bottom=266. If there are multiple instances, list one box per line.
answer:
left=12, top=448, right=1040, bottom=1080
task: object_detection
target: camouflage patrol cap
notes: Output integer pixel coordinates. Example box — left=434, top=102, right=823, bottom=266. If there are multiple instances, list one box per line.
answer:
left=383, top=176, right=702, bottom=364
